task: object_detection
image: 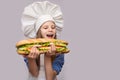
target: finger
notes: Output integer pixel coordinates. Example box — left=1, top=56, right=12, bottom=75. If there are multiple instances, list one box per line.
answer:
left=45, top=50, right=51, bottom=56
left=33, top=45, right=42, bottom=55
left=48, top=45, right=52, bottom=54
left=39, top=51, right=44, bottom=54
left=51, top=43, right=56, bottom=52
left=34, top=48, right=40, bottom=57
left=28, top=52, right=34, bottom=58
left=50, top=43, right=56, bottom=55
left=29, top=47, right=37, bottom=58
left=30, top=47, right=35, bottom=56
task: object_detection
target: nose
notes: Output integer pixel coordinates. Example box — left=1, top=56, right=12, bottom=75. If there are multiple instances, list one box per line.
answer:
left=48, top=27, right=52, bottom=31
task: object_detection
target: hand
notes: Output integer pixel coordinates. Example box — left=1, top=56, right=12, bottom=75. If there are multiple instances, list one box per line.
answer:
left=45, top=43, right=56, bottom=57
left=23, top=45, right=41, bottom=59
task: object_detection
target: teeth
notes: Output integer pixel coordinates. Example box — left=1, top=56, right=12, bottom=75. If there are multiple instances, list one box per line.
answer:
left=47, top=34, right=53, bottom=37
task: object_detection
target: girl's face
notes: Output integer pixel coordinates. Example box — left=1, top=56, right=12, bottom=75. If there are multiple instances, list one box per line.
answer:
left=38, top=21, right=56, bottom=39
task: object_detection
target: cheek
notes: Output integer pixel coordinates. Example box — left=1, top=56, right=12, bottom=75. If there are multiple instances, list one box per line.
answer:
left=41, top=31, right=45, bottom=35
left=40, top=29, right=46, bottom=33
left=41, top=30, right=47, bottom=36
left=53, top=29, right=56, bottom=33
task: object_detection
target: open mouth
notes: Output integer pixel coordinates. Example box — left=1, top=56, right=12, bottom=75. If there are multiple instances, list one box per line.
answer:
left=46, top=34, right=54, bottom=38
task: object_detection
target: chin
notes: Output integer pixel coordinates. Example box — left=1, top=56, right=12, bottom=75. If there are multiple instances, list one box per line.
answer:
left=44, top=37, right=54, bottom=39
left=47, top=37, right=54, bottom=39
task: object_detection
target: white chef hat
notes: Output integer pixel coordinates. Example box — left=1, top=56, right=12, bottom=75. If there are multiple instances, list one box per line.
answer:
left=21, top=1, right=63, bottom=38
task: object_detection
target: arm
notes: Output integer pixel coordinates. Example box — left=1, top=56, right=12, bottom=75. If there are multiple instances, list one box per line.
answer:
left=23, top=46, right=40, bottom=77
left=44, top=43, right=58, bottom=80
left=27, top=57, right=40, bottom=77
left=24, top=57, right=40, bottom=77
left=44, top=43, right=64, bottom=80
left=44, top=55, right=57, bottom=80
left=44, top=54, right=64, bottom=80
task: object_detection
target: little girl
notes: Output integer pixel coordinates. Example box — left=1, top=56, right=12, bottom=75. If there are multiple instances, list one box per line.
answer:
left=21, top=1, right=64, bottom=80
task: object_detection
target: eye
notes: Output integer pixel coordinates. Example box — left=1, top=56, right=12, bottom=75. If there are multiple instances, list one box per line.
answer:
left=43, top=26, right=48, bottom=29
left=51, top=25, right=56, bottom=29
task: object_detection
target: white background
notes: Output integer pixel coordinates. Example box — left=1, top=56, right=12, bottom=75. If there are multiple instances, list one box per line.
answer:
left=0, top=0, right=120, bottom=80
